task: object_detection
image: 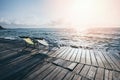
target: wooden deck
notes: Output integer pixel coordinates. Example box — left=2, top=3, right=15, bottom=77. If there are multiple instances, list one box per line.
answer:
left=0, top=39, right=120, bottom=80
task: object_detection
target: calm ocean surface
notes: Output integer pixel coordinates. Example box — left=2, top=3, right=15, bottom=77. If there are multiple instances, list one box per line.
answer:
left=0, top=28, right=120, bottom=54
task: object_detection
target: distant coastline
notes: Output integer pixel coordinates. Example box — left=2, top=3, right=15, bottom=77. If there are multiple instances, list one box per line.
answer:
left=0, top=25, right=5, bottom=30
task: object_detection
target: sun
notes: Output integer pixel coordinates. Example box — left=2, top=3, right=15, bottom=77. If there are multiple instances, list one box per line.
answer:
left=64, top=0, right=99, bottom=30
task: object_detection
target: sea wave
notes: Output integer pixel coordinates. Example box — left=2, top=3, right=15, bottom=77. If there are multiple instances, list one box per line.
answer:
left=0, top=28, right=120, bottom=54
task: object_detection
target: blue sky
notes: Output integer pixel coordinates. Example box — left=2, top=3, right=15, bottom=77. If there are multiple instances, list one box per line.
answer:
left=0, top=0, right=120, bottom=28
left=0, top=0, right=53, bottom=28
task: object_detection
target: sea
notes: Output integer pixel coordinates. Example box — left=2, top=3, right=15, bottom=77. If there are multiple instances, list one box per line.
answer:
left=0, top=27, right=120, bottom=55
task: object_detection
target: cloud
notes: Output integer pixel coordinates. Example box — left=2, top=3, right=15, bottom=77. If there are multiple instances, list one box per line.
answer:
left=0, top=16, right=43, bottom=26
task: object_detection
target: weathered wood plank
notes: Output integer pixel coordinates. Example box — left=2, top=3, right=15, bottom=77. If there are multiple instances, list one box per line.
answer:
left=72, top=74, right=81, bottom=80
left=97, top=50, right=112, bottom=69
left=67, top=63, right=77, bottom=71
left=22, top=62, right=47, bottom=80
left=57, top=47, right=69, bottom=58
left=62, top=72, right=74, bottom=80
left=47, top=47, right=59, bottom=55
left=95, top=68, right=104, bottom=80
left=86, top=66, right=97, bottom=80
left=75, top=48, right=82, bottom=63
left=94, top=50, right=104, bottom=68
left=89, top=50, right=98, bottom=67
left=65, top=48, right=75, bottom=61
left=53, top=69, right=68, bottom=80
left=23, top=63, right=52, bottom=80
left=104, top=69, right=113, bottom=80
left=108, top=71, right=112, bottom=80
left=0, top=50, right=21, bottom=60
left=105, top=69, right=109, bottom=80
left=53, top=59, right=65, bottom=66
left=34, top=65, right=56, bottom=80
left=81, top=77, right=91, bottom=80
left=77, top=75, right=82, bottom=80
left=62, top=61, right=72, bottom=68
left=101, top=50, right=120, bottom=71
left=70, top=48, right=78, bottom=62
left=107, top=53, right=120, bottom=70
left=112, top=71, right=120, bottom=80
left=50, top=47, right=66, bottom=57
left=43, top=67, right=62, bottom=80
left=1, top=55, right=45, bottom=80
left=80, top=65, right=90, bottom=77
left=86, top=50, right=91, bottom=65
left=61, top=47, right=72, bottom=59
left=73, top=63, right=84, bottom=74
left=52, top=47, right=67, bottom=57
left=0, top=51, right=31, bottom=67
left=80, top=49, right=86, bottom=64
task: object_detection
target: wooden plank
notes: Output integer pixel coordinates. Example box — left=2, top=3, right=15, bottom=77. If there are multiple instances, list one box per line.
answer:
left=46, top=50, right=56, bottom=55
left=107, top=53, right=120, bottom=70
left=0, top=50, right=16, bottom=57
left=94, top=50, right=104, bottom=68
left=108, top=71, right=112, bottom=80
left=77, top=75, right=82, bottom=80
left=80, top=65, right=90, bottom=77
left=86, top=50, right=91, bottom=65
left=65, top=48, right=75, bottom=61
left=43, top=67, right=62, bottom=80
left=112, top=71, right=120, bottom=80
left=86, top=66, right=97, bottom=80
left=61, top=48, right=72, bottom=60
left=97, top=50, right=112, bottom=69
left=0, top=51, right=31, bottom=67
left=89, top=50, right=98, bottom=67
left=72, top=74, right=81, bottom=80
left=104, top=69, right=109, bottom=80
left=95, top=68, right=104, bottom=80
left=62, top=72, right=74, bottom=80
left=53, top=69, right=68, bottom=80
left=70, top=48, right=78, bottom=62
left=67, top=63, right=77, bottom=71
left=22, top=62, right=47, bottom=80
left=0, top=54, right=42, bottom=79
left=62, top=61, right=72, bottom=68
left=104, top=69, right=114, bottom=80
left=101, top=50, right=120, bottom=71
left=50, top=47, right=65, bottom=57
left=23, top=63, right=52, bottom=80
left=73, top=64, right=84, bottom=74
left=57, top=47, right=69, bottom=58
left=34, top=65, right=56, bottom=80
left=53, top=59, right=65, bottom=66
left=109, top=51, right=120, bottom=62
left=52, top=47, right=67, bottom=57
left=75, top=48, right=82, bottom=63
left=24, top=64, right=51, bottom=80
left=81, top=77, right=90, bottom=80
left=0, top=51, right=21, bottom=60
left=0, top=49, right=13, bottom=53
left=47, top=47, right=59, bottom=55
left=80, top=49, right=86, bottom=64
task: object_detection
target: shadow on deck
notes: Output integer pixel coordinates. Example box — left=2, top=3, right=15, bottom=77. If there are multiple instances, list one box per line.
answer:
left=0, top=39, right=120, bottom=80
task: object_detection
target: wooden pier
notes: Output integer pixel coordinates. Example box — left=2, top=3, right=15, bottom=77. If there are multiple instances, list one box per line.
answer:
left=0, top=39, right=120, bottom=80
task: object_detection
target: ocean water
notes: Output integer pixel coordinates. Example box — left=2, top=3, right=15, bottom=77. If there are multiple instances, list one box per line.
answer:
left=0, top=27, right=120, bottom=54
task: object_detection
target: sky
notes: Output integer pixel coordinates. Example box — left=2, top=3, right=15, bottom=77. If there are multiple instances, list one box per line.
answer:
left=0, top=0, right=120, bottom=28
